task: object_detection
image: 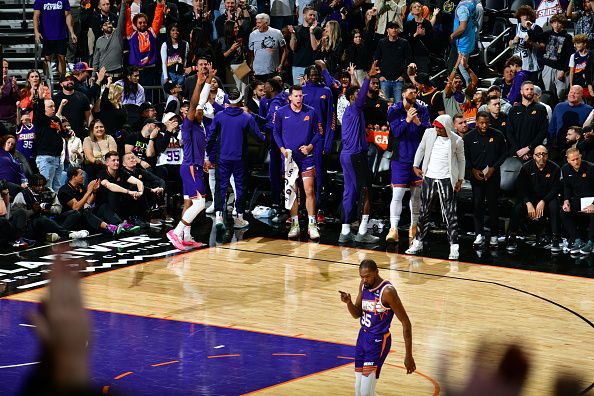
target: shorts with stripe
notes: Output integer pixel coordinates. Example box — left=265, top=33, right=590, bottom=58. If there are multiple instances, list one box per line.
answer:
left=180, top=164, right=206, bottom=199
left=355, top=328, right=392, bottom=378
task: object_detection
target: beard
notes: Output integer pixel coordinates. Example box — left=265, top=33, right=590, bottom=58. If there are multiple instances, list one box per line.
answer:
left=63, top=84, right=74, bottom=91
left=522, top=93, right=533, bottom=101
left=104, top=26, right=114, bottom=34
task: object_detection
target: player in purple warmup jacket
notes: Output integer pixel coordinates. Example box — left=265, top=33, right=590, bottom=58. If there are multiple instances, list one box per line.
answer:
left=166, top=66, right=215, bottom=250
left=273, top=85, right=324, bottom=240
left=340, top=259, right=416, bottom=396
left=207, top=88, right=265, bottom=230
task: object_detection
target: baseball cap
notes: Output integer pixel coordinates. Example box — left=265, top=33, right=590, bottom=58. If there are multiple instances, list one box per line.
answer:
left=533, top=85, right=542, bottom=96
left=386, top=21, right=401, bottom=30
left=60, top=73, right=76, bottom=83
left=143, top=118, right=164, bottom=128
left=73, top=62, right=93, bottom=72
left=162, top=112, right=181, bottom=123
left=139, top=102, right=155, bottom=113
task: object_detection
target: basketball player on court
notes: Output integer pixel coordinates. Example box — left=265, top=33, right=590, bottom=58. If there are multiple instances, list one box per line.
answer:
left=166, top=66, right=216, bottom=250
left=340, top=259, right=415, bottom=395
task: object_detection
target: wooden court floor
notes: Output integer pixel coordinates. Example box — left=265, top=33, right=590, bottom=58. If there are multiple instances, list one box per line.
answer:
left=8, top=237, right=594, bottom=395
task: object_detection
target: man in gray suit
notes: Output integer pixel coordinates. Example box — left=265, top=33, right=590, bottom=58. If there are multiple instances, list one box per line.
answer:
left=406, top=114, right=466, bottom=260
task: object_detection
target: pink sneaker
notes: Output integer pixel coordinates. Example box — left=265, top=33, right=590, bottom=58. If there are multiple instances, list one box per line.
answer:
left=167, top=230, right=186, bottom=250
left=181, top=239, right=204, bottom=248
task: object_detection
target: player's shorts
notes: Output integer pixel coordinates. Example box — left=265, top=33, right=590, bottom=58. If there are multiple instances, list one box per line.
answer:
left=391, top=160, right=422, bottom=187
left=180, top=164, right=206, bottom=199
left=294, top=156, right=316, bottom=178
left=355, top=328, right=392, bottom=378
left=42, top=39, right=68, bottom=57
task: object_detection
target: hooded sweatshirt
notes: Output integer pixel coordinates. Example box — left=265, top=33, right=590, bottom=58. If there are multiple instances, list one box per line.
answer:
left=341, top=78, right=370, bottom=155
left=387, top=100, right=431, bottom=163
left=207, top=107, right=265, bottom=163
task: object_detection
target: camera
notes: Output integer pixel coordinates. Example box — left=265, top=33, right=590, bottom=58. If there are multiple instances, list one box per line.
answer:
left=39, top=190, right=56, bottom=206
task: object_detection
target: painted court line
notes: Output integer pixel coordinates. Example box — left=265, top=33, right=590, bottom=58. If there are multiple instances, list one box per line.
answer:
left=151, top=360, right=179, bottom=367
left=0, top=361, right=39, bottom=369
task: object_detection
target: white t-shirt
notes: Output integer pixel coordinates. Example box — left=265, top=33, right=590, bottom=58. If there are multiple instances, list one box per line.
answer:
left=425, top=136, right=451, bottom=179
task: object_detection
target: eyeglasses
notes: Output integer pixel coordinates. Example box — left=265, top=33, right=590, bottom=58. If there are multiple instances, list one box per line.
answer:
left=534, top=152, right=548, bottom=157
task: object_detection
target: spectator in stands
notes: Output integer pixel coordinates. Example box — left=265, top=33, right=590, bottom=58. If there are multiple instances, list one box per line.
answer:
left=344, top=9, right=376, bottom=85
left=249, top=13, right=287, bottom=81
left=494, top=65, right=514, bottom=99
left=404, top=1, right=434, bottom=75
left=453, top=113, right=469, bottom=138
left=15, top=112, right=37, bottom=174
left=95, top=78, right=127, bottom=139
left=527, top=14, right=573, bottom=100
left=187, top=28, right=219, bottom=72
left=478, top=86, right=512, bottom=115
left=33, top=0, right=77, bottom=77
left=33, top=89, right=67, bottom=192
left=375, top=0, right=406, bottom=39
left=19, top=71, right=51, bottom=116
left=374, top=21, right=412, bottom=102
left=407, top=114, right=465, bottom=260
left=363, top=74, right=388, bottom=173
left=578, top=126, right=594, bottom=161
left=0, top=135, right=28, bottom=196
left=273, top=85, right=323, bottom=240
left=83, top=119, right=117, bottom=181
left=288, top=6, right=321, bottom=85
left=533, top=85, right=552, bottom=120
left=53, top=74, right=92, bottom=140
left=118, top=67, right=145, bottom=105
left=450, top=0, right=477, bottom=85
left=510, top=6, right=541, bottom=82
left=13, top=174, right=89, bottom=242
left=180, top=0, right=213, bottom=41
left=124, top=119, right=160, bottom=173
left=482, top=95, right=507, bottom=138
left=567, top=0, right=594, bottom=48
left=95, top=151, right=142, bottom=232
left=125, top=0, right=165, bottom=86
left=506, top=145, right=561, bottom=253
left=207, top=88, right=264, bottom=230
left=464, top=111, right=507, bottom=248
left=72, top=62, right=104, bottom=103
left=505, top=55, right=532, bottom=105
left=216, top=0, right=252, bottom=37
left=93, top=0, right=127, bottom=79
left=566, top=126, right=583, bottom=155
left=561, top=147, right=594, bottom=255
left=569, top=34, right=593, bottom=104
left=161, top=23, right=189, bottom=87
left=246, top=80, right=265, bottom=113
left=549, top=85, right=592, bottom=154
left=89, top=0, right=118, bottom=49
left=64, top=119, right=83, bottom=170
left=217, top=20, right=249, bottom=93
left=58, top=166, right=119, bottom=235
left=507, top=81, right=548, bottom=160
left=443, top=55, right=478, bottom=119
left=0, top=60, right=19, bottom=136
left=316, top=20, right=344, bottom=76
left=386, top=84, right=430, bottom=244
left=0, top=184, right=29, bottom=248
left=164, top=82, right=182, bottom=114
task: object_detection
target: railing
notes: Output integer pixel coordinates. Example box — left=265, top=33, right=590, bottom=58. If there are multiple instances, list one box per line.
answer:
left=482, top=26, right=514, bottom=67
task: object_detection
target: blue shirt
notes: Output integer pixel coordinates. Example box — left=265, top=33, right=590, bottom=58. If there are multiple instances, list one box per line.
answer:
left=273, top=104, right=323, bottom=162
left=453, top=0, right=477, bottom=54
left=341, top=78, right=370, bottom=155
left=207, top=107, right=264, bottom=162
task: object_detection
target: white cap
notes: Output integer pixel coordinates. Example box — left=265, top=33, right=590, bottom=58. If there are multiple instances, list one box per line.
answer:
left=162, top=112, right=179, bottom=123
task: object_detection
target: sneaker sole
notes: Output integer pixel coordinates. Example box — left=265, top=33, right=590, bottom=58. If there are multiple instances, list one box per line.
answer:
left=234, top=224, right=250, bottom=229
left=166, top=232, right=187, bottom=250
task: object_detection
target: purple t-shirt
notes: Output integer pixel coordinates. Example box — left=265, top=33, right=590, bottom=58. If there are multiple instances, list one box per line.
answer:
left=33, top=0, right=71, bottom=41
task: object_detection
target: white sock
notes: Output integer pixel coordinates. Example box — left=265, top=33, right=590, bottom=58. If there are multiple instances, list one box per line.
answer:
left=216, top=211, right=222, bottom=221
left=308, top=215, right=316, bottom=224
left=174, top=221, right=185, bottom=236
left=183, top=225, right=192, bottom=241
left=208, top=168, right=216, bottom=198
left=359, top=215, right=369, bottom=235
left=341, top=224, right=351, bottom=235
left=292, top=216, right=299, bottom=224
left=390, top=187, right=406, bottom=229
left=237, top=213, right=243, bottom=220
left=360, top=372, right=378, bottom=396
left=355, top=372, right=363, bottom=396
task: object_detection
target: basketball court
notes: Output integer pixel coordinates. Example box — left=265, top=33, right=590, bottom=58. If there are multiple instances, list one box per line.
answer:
left=1, top=234, right=593, bottom=395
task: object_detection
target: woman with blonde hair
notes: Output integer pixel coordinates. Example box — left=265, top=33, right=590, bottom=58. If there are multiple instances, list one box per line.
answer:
left=82, top=119, right=117, bottom=181
left=316, top=20, right=344, bottom=75
left=95, top=77, right=128, bottom=139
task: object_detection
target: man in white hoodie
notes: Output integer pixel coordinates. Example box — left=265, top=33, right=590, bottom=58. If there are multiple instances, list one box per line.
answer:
left=406, top=114, right=465, bottom=260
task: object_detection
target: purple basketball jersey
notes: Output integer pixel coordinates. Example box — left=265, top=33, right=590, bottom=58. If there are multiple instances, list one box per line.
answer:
left=16, top=124, right=36, bottom=162
left=360, top=280, right=394, bottom=334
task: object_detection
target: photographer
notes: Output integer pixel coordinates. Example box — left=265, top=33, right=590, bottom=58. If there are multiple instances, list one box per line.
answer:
left=12, top=174, right=89, bottom=242
left=58, top=167, right=120, bottom=235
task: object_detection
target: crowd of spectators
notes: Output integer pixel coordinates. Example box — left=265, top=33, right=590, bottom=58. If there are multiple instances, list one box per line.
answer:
left=1, top=0, right=594, bottom=257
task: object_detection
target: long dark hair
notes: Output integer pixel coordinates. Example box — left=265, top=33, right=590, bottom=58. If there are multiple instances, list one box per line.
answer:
left=223, top=20, right=237, bottom=46
left=188, top=27, right=215, bottom=65
left=167, top=23, right=180, bottom=45
left=124, top=66, right=139, bottom=98
left=0, top=134, right=16, bottom=155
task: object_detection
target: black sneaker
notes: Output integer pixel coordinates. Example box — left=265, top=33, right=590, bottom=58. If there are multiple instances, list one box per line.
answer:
left=570, top=239, right=585, bottom=255
left=550, top=237, right=562, bottom=253
left=505, top=236, right=518, bottom=252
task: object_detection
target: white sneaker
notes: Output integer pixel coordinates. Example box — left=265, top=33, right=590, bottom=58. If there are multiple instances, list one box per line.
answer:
left=69, top=230, right=90, bottom=239
left=234, top=217, right=249, bottom=229
left=232, top=208, right=237, bottom=216
left=205, top=203, right=215, bottom=214
left=405, top=239, right=423, bottom=255
left=473, top=234, right=484, bottom=246
left=489, top=236, right=498, bottom=247
left=308, top=224, right=320, bottom=240
left=46, top=233, right=60, bottom=242
left=449, top=244, right=459, bottom=260
left=288, top=223, right=300, bottom=238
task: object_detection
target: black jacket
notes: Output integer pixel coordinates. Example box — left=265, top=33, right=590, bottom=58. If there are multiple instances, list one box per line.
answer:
left=506, top=102, right=548, bottom=155
left=561, top=161, right=594, bottom=200
left=463, top=127, right=507, bottom=171
left=517, top=160, right=561, bottom=204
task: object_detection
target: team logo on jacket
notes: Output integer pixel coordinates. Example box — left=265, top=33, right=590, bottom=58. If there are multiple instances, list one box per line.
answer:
left=489, top=137, right=494, bottom=143
left=320, top=95, right=327, bottom=99
left=583, top=173, right=587, bottom=177
left=545, top=173, right=551, bottom=178
left=304, top=115, right=310, bottom=121
left=531, top=110, right=537, bottom=115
